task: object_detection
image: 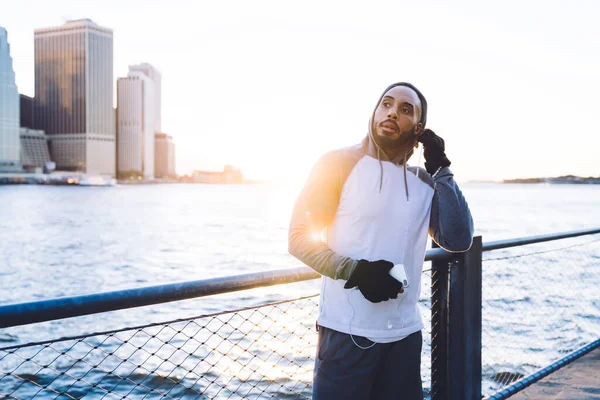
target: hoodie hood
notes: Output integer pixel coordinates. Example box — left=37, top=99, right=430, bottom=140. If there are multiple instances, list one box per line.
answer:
left=365, top=82, right=428, bottom=197
left=372, top=82, right=428, bottom=128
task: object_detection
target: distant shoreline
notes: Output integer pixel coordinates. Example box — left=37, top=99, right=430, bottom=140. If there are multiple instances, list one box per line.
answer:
left=0, top=172, right=272, bottom=186
left=502, top=175, right=600, bottom=184
left=118, top=179, right=271, bottom=185
left=2, top=173, right=598, bottom=186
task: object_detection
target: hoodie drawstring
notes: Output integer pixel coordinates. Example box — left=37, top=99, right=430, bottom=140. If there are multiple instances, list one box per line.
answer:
left=369, top=128, right=410, bottom=202
left=403, top=158, right=409, bottom=202
left=376, top=144, right=410, bottom=202
left=377, top=147, right=384, bottom=194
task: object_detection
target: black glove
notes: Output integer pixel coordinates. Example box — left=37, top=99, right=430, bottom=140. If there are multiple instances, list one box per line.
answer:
left=344, top=260, right=403, bottom=303
left=418, top=129, right=451, bottom=175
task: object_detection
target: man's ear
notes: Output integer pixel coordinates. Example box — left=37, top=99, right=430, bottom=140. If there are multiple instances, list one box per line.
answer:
left=414, top=123, right=424, bottom=148
left=415, top=123, right=424, bottom=135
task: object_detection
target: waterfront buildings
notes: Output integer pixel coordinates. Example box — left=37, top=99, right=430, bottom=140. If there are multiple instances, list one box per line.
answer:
left=223, top=165, right=243, bottom=183
left=20, top=128, right=52, bottom=172
left=20, top=96, right=52, bottom=172
left=154, top=133, right=176, bottom=178
left=116, top=65, right=161, bottom=179
left=0, top=27, right=21, bottom=172
left=129, top=63, right=161, bottom=133
left=192, top=165, right=242, bottom=184
left=20, top=95, right=35, bottom=130
left=34, top=19, right=115, bottom=176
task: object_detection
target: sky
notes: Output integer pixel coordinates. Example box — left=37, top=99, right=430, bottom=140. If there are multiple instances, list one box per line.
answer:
left=2, top=0, right=599, bottom=182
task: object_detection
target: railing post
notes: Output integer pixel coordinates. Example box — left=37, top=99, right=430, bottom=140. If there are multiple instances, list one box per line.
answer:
left=431, top=241, right=450, bottom=400
left=448, top=236, right=482, bottom=400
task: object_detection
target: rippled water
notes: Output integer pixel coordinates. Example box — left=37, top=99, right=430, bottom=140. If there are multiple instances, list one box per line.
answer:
left=1, top=182, right=599, bottom=397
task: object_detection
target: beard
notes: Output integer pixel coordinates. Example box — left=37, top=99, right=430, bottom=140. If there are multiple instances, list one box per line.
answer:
left=373, top=124, right=417, bottom=152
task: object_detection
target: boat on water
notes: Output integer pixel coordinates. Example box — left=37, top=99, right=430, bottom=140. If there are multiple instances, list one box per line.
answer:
left=78, top=176, right=117, bottom=186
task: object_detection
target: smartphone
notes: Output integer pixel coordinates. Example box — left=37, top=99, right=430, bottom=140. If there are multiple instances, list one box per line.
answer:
left=389, top=264, right=410, bottom=288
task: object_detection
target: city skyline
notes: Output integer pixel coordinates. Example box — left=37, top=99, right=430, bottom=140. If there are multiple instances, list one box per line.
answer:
left=0, top=19, right=177, bottom=179
left=2, top=1, right=600, bottom=182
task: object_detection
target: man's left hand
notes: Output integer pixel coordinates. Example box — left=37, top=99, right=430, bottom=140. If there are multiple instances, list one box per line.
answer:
left=418, top=129, right=451, bottom=175
left=344, top=260, right=403, bottom=303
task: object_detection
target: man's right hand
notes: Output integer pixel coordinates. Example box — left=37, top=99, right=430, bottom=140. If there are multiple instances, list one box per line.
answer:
left=418, top=129, right=452, bottom=175
left=344, top=260, right=403, bottom=303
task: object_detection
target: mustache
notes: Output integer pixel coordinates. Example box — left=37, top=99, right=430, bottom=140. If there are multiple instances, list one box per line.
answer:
left=379, top=119, right=399, bottom=131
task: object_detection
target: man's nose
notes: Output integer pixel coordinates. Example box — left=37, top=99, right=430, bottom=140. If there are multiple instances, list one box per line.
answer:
left=387, top=109, right=397, bottom=119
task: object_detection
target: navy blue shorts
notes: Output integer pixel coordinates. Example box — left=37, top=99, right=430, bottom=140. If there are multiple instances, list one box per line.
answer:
left=313, top=326, right=423, bottom=400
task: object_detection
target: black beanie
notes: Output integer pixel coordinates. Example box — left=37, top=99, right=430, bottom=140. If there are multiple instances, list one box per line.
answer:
left=375, top=82, right=428, bottom=127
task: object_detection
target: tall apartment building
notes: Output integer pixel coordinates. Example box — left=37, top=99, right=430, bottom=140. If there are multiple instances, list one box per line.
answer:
left=116, top=64, right=161, bottom=180
left=0, top=27, right=21, bottom=172
left=34, top=19, right=115, bottom=176
left=154, top=133, right=176, bottom=178
left=116, top=71, right=154, bottom=179
left=129, top=63, right=161, bottom=132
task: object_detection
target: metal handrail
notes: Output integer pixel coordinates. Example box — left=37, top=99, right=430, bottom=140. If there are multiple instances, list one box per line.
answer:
left=482, top=227, right=600, bottom=252
left=1, top=227, right=598, bottom=329
left=0, top=267, right=319, bottom=329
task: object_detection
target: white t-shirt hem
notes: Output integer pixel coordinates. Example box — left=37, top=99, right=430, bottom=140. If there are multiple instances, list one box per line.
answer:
left=317, top=317, right=424, bottom=343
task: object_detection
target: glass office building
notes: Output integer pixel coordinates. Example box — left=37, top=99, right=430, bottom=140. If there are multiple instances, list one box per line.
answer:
left=34, top=19, right=115, bottom=175
left=0, top=27, right=21, bottom=172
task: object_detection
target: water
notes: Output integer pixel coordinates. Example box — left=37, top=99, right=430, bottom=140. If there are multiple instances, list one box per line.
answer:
left=1, top=183, right=597, bottom=303
left=1, top=182, right=599, bottom=397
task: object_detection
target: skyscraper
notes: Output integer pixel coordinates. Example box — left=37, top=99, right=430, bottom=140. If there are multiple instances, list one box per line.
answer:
left=116, top=64, right=161, bottom=180
left=0, top=27, right=21, bottom=172
left=34, top=19, right=115, bottom=175
left=128, top=63, right=161, bottom=132
left=116, top=70, right=155, bottom=179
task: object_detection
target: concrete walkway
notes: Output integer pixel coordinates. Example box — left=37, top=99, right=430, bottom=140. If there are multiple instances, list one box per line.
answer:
left=509, top=347, right=600, bottom=399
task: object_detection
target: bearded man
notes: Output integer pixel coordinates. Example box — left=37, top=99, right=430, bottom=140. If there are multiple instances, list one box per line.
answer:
left=289, top=82, right=474, bottom=399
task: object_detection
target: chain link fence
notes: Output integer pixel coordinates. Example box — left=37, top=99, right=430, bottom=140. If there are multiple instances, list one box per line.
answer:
left=0, top=268, right=434, bottom=400
left=481, top=234, right=600, bottom=397
left=0, top=296, right=320, bottom=399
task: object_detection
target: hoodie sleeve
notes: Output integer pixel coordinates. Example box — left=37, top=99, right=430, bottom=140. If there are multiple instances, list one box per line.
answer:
left=288, top=151, right=359, bottom=280
left=429, top=167, right=474, bottom=252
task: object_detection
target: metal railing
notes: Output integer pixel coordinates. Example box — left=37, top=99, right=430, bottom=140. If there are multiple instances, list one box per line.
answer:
left=430, top=228, right=600, bottom=399
left=0, top=228, right=599, bottom=399
left=480, top=230, right=600, bottom=398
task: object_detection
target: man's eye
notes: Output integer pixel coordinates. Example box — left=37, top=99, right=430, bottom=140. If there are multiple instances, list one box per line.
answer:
left=401, top=107, right=410, bottom=114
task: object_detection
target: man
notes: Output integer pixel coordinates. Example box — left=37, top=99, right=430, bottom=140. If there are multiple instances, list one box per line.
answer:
left=288, top=82, right=473, bottom=399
